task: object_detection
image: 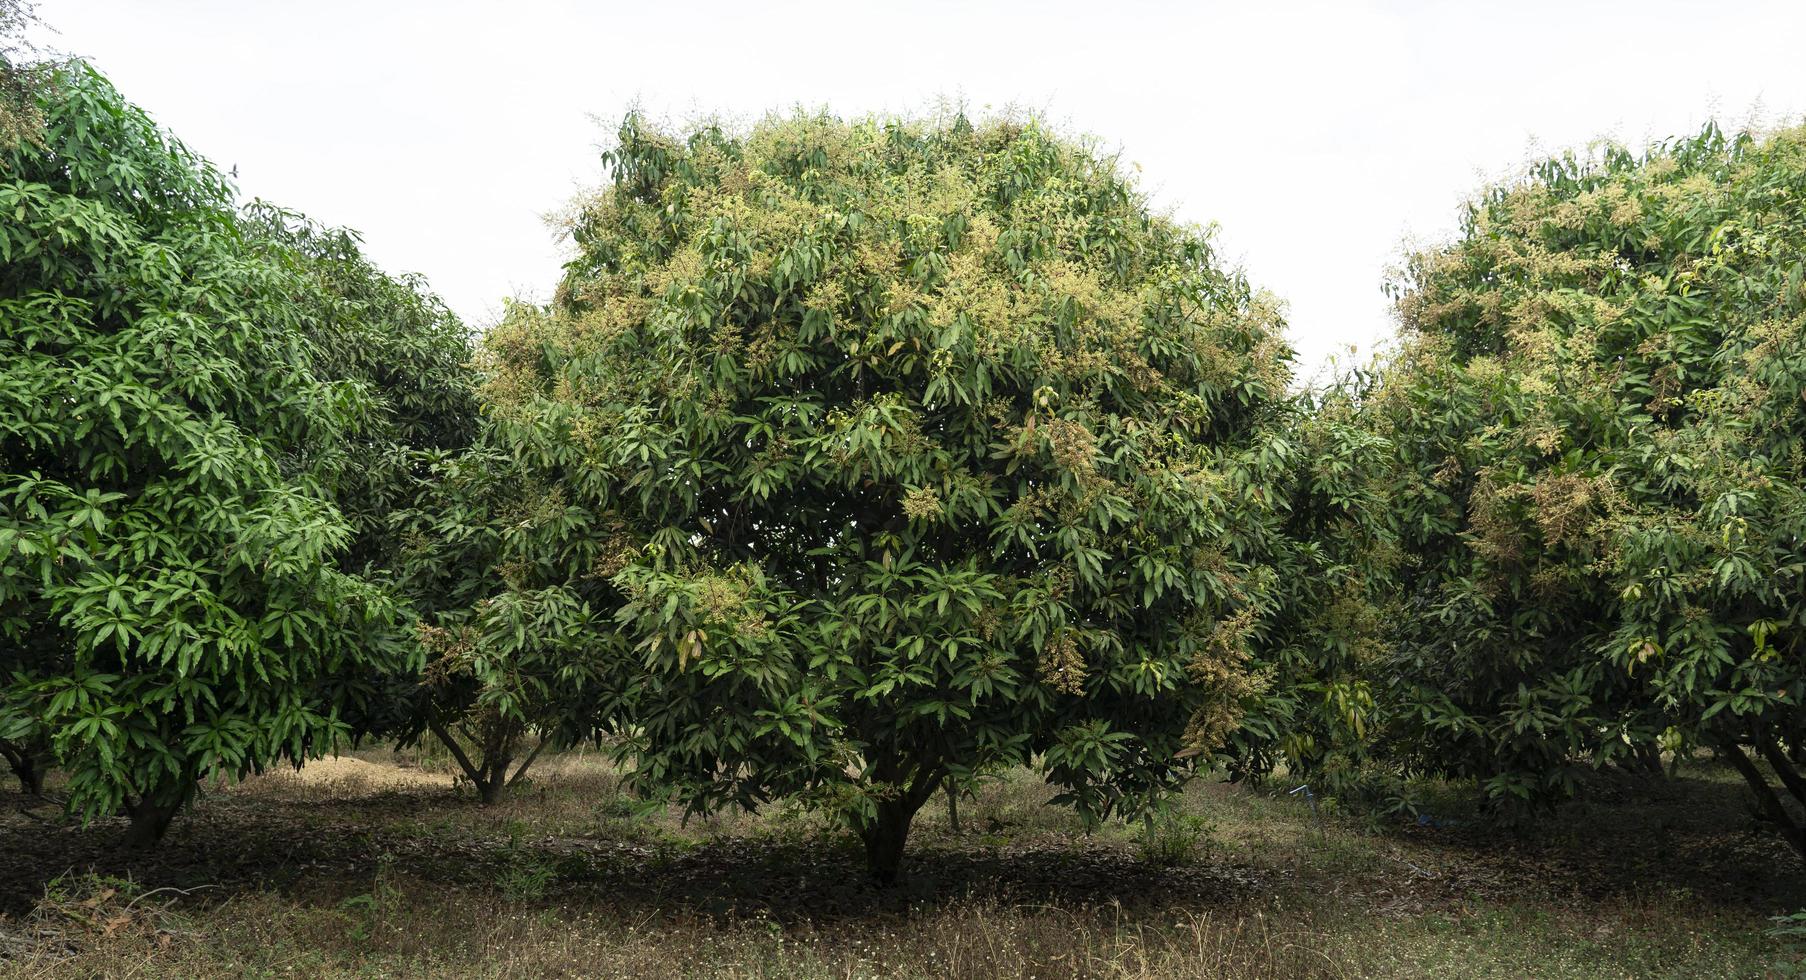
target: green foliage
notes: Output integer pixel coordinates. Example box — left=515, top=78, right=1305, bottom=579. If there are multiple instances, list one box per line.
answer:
left=0, top=63, right=469, bottom=834
left=472, top=110, right=1297, bottom=878
left=1228, top=371, right=1403, bottom=799
left=1370, top=123, right=1806, bottom=844
left=244, top=205, right=478, bottom=574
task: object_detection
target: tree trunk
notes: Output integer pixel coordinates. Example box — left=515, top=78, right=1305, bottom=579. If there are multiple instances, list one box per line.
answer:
left=860, top=797, right=917, bottom=886
left=945, top=778, right=962, bottom=836
left=426, top=716, right=512, bottom=805
left=480, top=722, right=513, bottom=806
left=1720, top=740, right=1806, bottom=860
left=1, top=741, right=43, bottom=795
left=857, top=761, right=944, bottom=885
left=477, top=764, right=507, bottom=806
left=122, top=791, right=189, bottom=849
left=14, top=754, right=43, bottom=795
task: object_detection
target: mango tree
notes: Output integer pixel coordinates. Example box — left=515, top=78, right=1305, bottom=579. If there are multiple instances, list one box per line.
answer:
left=1375, top=124, right=1806, bottom=854
left=478, top=112, right=1297, bottom=881
left=0, top=62, right=468, bottom=842
left=1227, top=375, right=1402, bottom=802
left=387, top=443, right=612, bottom=803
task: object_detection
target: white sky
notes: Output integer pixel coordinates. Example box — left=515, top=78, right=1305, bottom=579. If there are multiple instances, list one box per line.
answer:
left=28, top=0, right=1806, bottom=378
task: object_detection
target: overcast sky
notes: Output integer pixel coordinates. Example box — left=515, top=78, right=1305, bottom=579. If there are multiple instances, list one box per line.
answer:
left=28, top=1, right=1806, bottom=377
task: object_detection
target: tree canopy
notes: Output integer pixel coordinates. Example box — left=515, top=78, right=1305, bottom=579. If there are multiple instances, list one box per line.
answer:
left=10, top=41, right=1806, bottom=872
left=464, top=111, right=1299, bottom=879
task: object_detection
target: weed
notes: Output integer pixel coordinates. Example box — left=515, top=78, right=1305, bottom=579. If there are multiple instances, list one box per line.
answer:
left=494, top=837, right=558, bottom=900
left=1769, top=910, right=1806, bottom=978
left=1135, top=811, right=1218, bottom=867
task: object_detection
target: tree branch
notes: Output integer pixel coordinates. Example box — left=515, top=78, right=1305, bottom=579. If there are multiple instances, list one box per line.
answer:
left=1756, top=735, right=1806, bottom=809
left=507, top=734, right=550, bottom=788
left=424, top=716, right=487, bottom=789
left=1719, top=739, right=1806, bottom=859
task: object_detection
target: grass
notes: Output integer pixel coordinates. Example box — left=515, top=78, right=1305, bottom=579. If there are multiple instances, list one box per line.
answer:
left=0, top=753, right=1798, bottom=978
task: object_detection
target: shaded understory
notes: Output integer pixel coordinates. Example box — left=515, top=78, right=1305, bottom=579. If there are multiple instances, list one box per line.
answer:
left=0, top=753, right=1799, bottom=978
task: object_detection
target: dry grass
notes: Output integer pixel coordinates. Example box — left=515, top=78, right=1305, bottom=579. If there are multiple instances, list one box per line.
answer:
left=235, top=755, right=453, bottom=800
left=7, top=881, right=1346, bottom=979
left=0, top=754, right=1796, bottom=978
